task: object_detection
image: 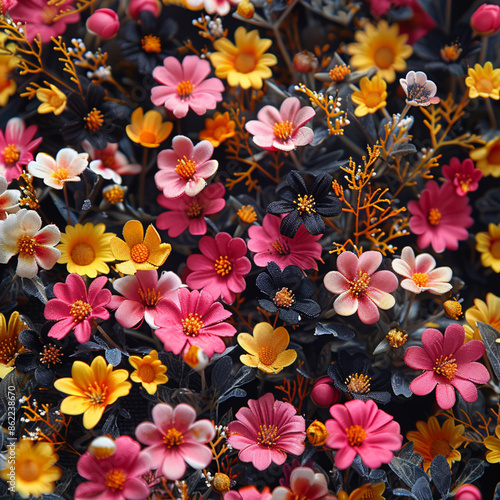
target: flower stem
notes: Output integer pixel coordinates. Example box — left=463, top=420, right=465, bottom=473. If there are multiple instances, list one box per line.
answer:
left=0, top=274, right=17, bottom=304
left=63, top=183, right=71, bottom=226
left=402, top=293, right=415, bottom=329
left=485, top=98, right=497, bottom=129
left=96, top=324, right=126, bottom=353
left=479, top=35, right=489, bottom=64
left=445, top=0, right=452, bottom=35
left=138, top=148, right=149, bottom=208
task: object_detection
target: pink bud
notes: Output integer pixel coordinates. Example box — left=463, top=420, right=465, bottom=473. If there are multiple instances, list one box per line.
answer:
left=455, top=485, right=481, bottom=500
left=86, top=9, right=120, bottom=39
left=128, top=0, right=162, bottom=19
left=311, top=375, right=341, bottom=407
left=293, top=51, right=319, bottom=73
left=471, top=3, right=500, bottom=36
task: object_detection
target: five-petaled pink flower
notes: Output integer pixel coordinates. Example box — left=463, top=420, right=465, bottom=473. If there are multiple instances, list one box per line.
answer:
left=404, top=324, right=490, bottom=409
left=325, top=399, right=403, bottom=470
left=135, top=402, right=215, bottom=481
left=227, top=393, right=306, bottom=471
left=185, top=232, right=252, bottom=304
left=155, top=135, right=218, bottom=199
left=44, top=274, right=112, bottom=343
left=442, top=157, right=482, bottom=197
left=323, top=250, right=398, bottom=324
left=245, top=97, right=315, bottom=151
left=151, top=55, right=224, bottom=119
left=270, top=467, right=336, bottom=500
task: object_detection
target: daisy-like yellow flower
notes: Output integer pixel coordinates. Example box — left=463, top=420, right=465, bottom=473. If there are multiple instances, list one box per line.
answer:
left=199, top=111, right=236, bottom=147
left=347, top=20, right=413, bottom=84
left=338, top=483, right=386, bottom=500
left=464, top=293, right=500, bottom=342
left=476, top=223, right=500, bottom=273
left=54, top=356, right=131, bottom=429
left=110, top=220, right=171, bottom=275
left=126, top=108, right=173, bottom=148
left=0, top=311, right=28, bottom=378
left=209, top=27, right=277, bottom=90
left=129, top=349, right=168, bottom=395
left=0, top=439, right=61, bottom=498
left=237, top=322, right=297, bottom=374
left=470, top=135, right=500, bottom=177
left=406, top=416, right=465, bottom=472
left=36, top=83, right=67, bottom=115
left=351, top=75, right=388, bottom=117
left=485, top=425, right=500, bottom=463
left=0, top=33, right=18, bottom=106
left=57, top=223, right=115, bottom=278
left=465, top=62, right=500, bottom=100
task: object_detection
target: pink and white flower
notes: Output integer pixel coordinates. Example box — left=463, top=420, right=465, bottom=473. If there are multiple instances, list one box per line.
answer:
left=400, top=71, right=440, bottom=106
left=0, top=173, right=20, bottom=220
left=442, top=157, right=482, bottom=197
left=270, top=467, right=336, bottom=500
left=185, top=0, right=240, bottom=16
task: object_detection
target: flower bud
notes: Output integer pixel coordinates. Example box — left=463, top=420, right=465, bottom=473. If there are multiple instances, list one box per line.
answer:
left=128, top=0, right=162, bottom=19
left=307, top=420, right=328, bottom=446
left=293, top=51, right=319, bottom=73
left=183, top=345, right=209, bottom=371
left=236, top=0, right=255, bottom=19
left=212, top=472, right=231, bottom=492
left=471, top=4, right=500, bottom=36
left=455, top=485, right=482, bottom=500
left=86, top=9, right=120, bottom=39
left=88, top=436, right=116, bottom=459
left=311, top=375, right=341, bottom=407
left=443, top=299, right=463, bottom=320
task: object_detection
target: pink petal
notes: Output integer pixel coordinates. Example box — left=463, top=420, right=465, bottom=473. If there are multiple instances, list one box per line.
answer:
left=324, top=271, right=349, bottom=294
left=410, top=371, right=438, bottom=396
left=404, top=346, right=434, bottom=370
left=358, top=251, right=382, bottom=275
left=435, top=383, right=456, bottom=409
left=334, top=291, right=358, bottom=317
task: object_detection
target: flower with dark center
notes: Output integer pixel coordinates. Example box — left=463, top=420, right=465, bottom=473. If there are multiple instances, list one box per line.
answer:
left=267, top=171, right=342, bottom=238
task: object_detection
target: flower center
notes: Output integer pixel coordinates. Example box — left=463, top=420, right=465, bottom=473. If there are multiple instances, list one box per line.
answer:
left=440, top=43, right=462, bottom=62
left=18, top=459, right=40, bottom=482
left=102, top=154, right=116, bottom=170
left=130, top=243, right=150, bottom=263
left=349, top=270, right=371, bottom=297
left=455, top=173, right=472, bottom=193
left=41, top=5, right=58, bottom=24
left=17, top=236, right=38, bottom=256
left=141, top=34, right=162, bottom=53
left=163, top=428, right=184, bottom=448
left=412, top=272, right=429, bottom=287
left=49, top=93, right=65, bottom=108
left=271, top=238, right=290, bottom=255
left=429, top=438, right=452, bottom=458
left=373, top=45, right=395, bottom=69
left=365, top=92, right=383, bottom=108
left=138, top=130, right=158, bottom=144
left=433, top=354, right=458, bottom=380
left=187, top=201, right=203, bottom=218
left=103, top=186, right=124, bottom=204
left=345, top=373, right=371, bottom=394
left=71, top=242, right=96, bottom=266
left=137, top=364, right=156, bottom=383
left=105, top=469, right=126, bottom=491
left=175, top=156, right=197, bottom=181
left=258, top=345, right=278, bottom=366
left=428, top=208, right=441, bottom=225
left=0, top=337, right=17, bottom=364
left=257, top=424, right=279, bottom=446
left=70, top=300, right=93, bottom=323
left=406, top=84, right=431, bottom=104
left=491, top=240, right=500, bottom=259
left=40, top=344, right=63, bottom=365
left=237, top=205, right=257, bottom=223
left=85, top=381, right=107, bottom=406
left=3, top=143, right=20, bottom=164
left=176, top=80, right=194, bottom=98
left=346, top=424, right=367, bottom=446
left=329, top=64, right=351, bottom=82
left=234, top=52, right=256, bottom=73
left=386, top=328, right=408, bottom=348
left=137, top=287, right=162, bottom=307
left=52, top=167, right=69, bottom=181
left=273, top=121, right=294, bottom=141
left=476, top=77, right=494, bottom=94
left=487, top=143, right=500, bottom=165
left=293, top=194, right=316, bottom=215
left=214, top=255, right=232, bottom=276
left=273, top=287, right=295, bottom=308
left=182, top=312, right=204, bottom=336
left=84, top=108, right=104, bottom=132
left=213, top=473, right=231, bottom=492
left=214, top=126, right=228, bottom=140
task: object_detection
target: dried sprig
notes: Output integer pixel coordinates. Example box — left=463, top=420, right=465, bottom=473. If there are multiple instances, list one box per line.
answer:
left=275, top=361, right=313, bottom=413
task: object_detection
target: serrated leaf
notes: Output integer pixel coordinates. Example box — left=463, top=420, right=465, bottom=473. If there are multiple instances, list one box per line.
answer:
left=478, top=322, right=500, bottom=380
left=105, top=348, right=122, bottom=367
left=315, top=322, right=355, bottom=340
left=430, top=454, right=450, bottom=499
left=389, top=457, right=429, bottom=488
left=451, top=459, right=484, bottom=494
left=412, top=477, right=433, bottom=500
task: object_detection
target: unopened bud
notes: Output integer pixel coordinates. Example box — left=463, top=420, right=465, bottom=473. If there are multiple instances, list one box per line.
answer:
left=307, top=420, right=328, bottom=446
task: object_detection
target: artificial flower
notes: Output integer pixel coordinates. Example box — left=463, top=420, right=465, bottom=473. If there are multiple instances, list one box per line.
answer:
left=36, top=83, right=67, bottom=115
left=465, top=62, right=500, bottom=100
left=471, top=3, right=500, bottom=35
left=338, top=483, right=386, bottom=500
left=126, top=108, right=173, bottom=148
left=101, top=184, right=127, bottom=209
left=199, top=111, right=236, bottom=147
left=476, top=223, right=500, bottom=273
left=0, top=173, right=20, bottom=219
left=129, top=349, right=168, bottom=394
left=0, top=311, right=28, bottom=378
left=442, top=157, right=482, bottom=196
left=351, top=75, right=387, bottom=117
left=469, top=135, right=500, bottom=177
left=0, top=34, right=18, bottom=107
left=484, top=425, right=500, bottom=463
left=464, top=293, right=500, bottom=342
left=185, top=0, right=240, bottom=16
left=270, top=467, right=336, bottom=500
left=399, top=70, right=440, bottom=106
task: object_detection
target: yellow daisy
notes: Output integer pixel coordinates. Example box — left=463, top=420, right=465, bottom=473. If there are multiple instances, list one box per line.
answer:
left=464, top=293, right=500, bottom=342
left=209, top=27, right=277, bottom=90
left=485, top=425, right=500, bottom=463
left=0, top=33, right=18, bottom=106
left=237, top=322, right=297, bottom=374
left=337, top=483, right=385, bottom=500
left=36, top=83, right=67, bottom=115
left=351, top=75, right=388, bottom=117
left=129, top=349, right=168, bottom=395
left=476, top=223, right=500, bottom=272
left=470, top=135, right=500, bottom=177
left=57, top=223, right=115, bottom=278
left=0, top=311, right=28, bottom=378
left=109, top=220, right=171, bottom=275
left=199, top=111, right=236, bottom=147
left=465, top=62, right=500, bottom=100
left=126, top=108, right=173, bottom=148
left=347, top=20, right=413, bottom=84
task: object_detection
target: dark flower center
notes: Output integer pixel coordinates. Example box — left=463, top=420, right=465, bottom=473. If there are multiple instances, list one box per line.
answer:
left=0, top=338, right=17, bottom=364
left=187, top=201, right=202, bottom=218
left=271, top=238, right=290, bottom=255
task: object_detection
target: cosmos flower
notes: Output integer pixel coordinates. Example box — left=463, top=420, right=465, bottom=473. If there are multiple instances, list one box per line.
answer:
left=442, top=157, right=482, bottom=196
left=399, top=70, right=440, bottom=106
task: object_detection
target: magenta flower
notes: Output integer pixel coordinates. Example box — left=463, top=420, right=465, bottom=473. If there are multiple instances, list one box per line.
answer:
left=442, top=157, right=482, bottom=197
left=151, top=55, right=224, bottom=119
left=155, top=135, right=218, bottom=199
left=227, top=393, right=306, bottom=471
left=323, top=251, right=398, bottom=324
left=185, top=232, right=251, bottom=304
left=270, top=467, right=335, bottom=500
left=44, top=274, right=112, bottom=343
left=0, top=118, right=42, bottom=183
left=135, top=402, right=215, bottom=481
left=156, top=182, right=226, bottom=238
left=245, top=97, right=315, bottom=151
left=404, top=324, right=490, bottom=409
left=154, top=288, right=236, bottom=358
left=247, top=214, right=322, bottom=270
left=325, top=399, right=403, bottom=470
left=75, top=436, right=151, bottom=500
left=408, top=180, right=473, bottom=253
left=108, top=270, right=184, bottom=329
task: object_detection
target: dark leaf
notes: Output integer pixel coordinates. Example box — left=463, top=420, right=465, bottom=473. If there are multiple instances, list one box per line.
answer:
left=392, top=370, right=413, bottom=398
left=212, top=356, right=233, bottom=391
left=315, top=322, right=355, bottom=340
left=218, top=388, right=247, bottom=403
left=493, top=482, right=500, bottom=500
left=389, top=457, right=429, bottom=488
left=105, top=348, right=122, bottom=367
left=478, top=322, right=500, bottom=379
left=430, top=454, right=450, bottom=499
left=451, top=459, right=484, bottom=494
left=397, top=441, right=424, bottom=466
left=392, top=488, right=418, bottom=499
left=390, top=143, right=417, bottom=158
left=411, top=477, right=433, bottom=500
left=21, top=276, right=48, bottom=304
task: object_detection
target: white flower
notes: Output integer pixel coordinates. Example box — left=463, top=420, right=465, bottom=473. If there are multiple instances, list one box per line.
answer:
left=399, top=71, right=440, bottom=106
left=0, top=174, right=20, bottom=220
left=185, top=0, right=240, bottom=16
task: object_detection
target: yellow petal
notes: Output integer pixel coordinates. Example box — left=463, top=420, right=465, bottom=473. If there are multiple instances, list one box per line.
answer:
left=83, top=405, right=105, bottom=429
left=237, top=332, right=257, bottom=354
left=123, top=220, right=144, bottom=246
left=110, top=236, right=132, bottom=261
left=60, top=396, right=90, bottom=415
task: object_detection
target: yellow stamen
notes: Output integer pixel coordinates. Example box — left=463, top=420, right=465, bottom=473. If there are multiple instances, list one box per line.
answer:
left=105, top=469, right=126, bottom=491
left=214, top=255, right=232, bottom=276
left=130, top=243, right=150, bottom=263
left=257, top=424, right=279, bottom=446
left=84, top=108, right=104, bottom=132
left=71, top=242, right=96, bottom=266
left=176, top=80, right=194, bottom=98
left=293, top=194, right=316, bottom=215
left=273, top=287, right=294, bottom=308
left=70, top=300, right=92, bottom=323
left=386, top=328, right=408, bottom=348
left=182, top=313, right=204, bottom=336
left=346, top=424, right=367, bottom=446
left=345, top=373, right=371, bottom=394
left=137, top=287, right=162, bottom=306
left=349, top=270, right=371, bottom=297
left=433, top=354, right=458, bottom=380
left=163, top=428, right=184, bottom=448
left=273, top=121, right=294, bottom=141
left=428, top=208, right=441, bottom=225
left=412, top=272, right=429, bottom=287
left=175, top=156, right=196, bottom=180
left=141, top=34, right=162, bottom=53
left=3, top=144, right=20, bottom=164
left=17, top=236, right=38, bottom=256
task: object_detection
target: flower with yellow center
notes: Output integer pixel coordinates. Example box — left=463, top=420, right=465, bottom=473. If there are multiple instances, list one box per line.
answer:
left=110, top=220, right=171, bottom=275
left=54, top=356, right=131, bottom=429
left=36, top=83, right=67, bottom=115
left=199, top=111, right=236, bottom=147
left=347, top=20, right=412, bottom=83
left=0, top=439, right=61, bottom=498
left=406, top=416, right=464, bottom=472
left=237, top=322, right=297, bottom=374
left=476, top=223, right=500, bottom=273
left=464, top=293, right=500, bottom=342
left=485, top=425, right=500, bottom=463
left=0, top=311, right=28, bottom=378
left=0, top=33, right=18, bottom=106
left=57, top=223, right=115, bottom=278
left=470, top=135, right=500, bottom=177
left=209, top=27, right=277, bottom=89
left=351, top=75, right=388, bottom=117
left=465, top=62, right=500, bottom=100
left=126, top=108, right=173, bottom=148
left=129, top=349, right=168, bottom=395
left=337, top=483, right=386, bottom=500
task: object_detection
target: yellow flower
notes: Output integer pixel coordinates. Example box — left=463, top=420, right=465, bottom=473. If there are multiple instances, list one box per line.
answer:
left=0, top=33, right=18, bottom=106
left=209, top=27, right=277, bottom=89
left=347, top=20, right=412, bottom=83
left=237, top=322, right=297, bottom=374
left=351, top=75, right=388, bottom=117
left=0, top=439, right=61, bottom=498
left=36, top=83, right=67, bottom=115
left=485, top=425, right=500, bottom=463
left=199, top=111, right=236, bottom=147
left=54, top=356, right=131, bottom=429
left=476, top=223, right=500, bottom=272
left=464, top=292, right=500, bottom=342
left=406, top=416, right=464, bottom=472
left=0, top=311, right=28, bottom=378
left=470, top=135, right=500, bottom=177
left=126, top=108, right=173, bottom=148
left=338, top=483, right=386, bottom=500
left=306, top=420, right=328, bottom=446
left=57, top=223, right=115, bottom=278
left=110, top=220, right=171, bottom=275
left=129, top=349, right=168, bottom=395
left=465, top=62, right=500, bottom=100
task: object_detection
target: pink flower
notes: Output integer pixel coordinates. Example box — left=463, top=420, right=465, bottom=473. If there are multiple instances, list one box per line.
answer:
left=404, top=324, right=490, bottom=409
left=185, top=0, right=240, bottom=16
left=0, top=118, right=42, bottom=183
left=247, top=214, right=322, bottom=270
left=227, top=393, right=306, bottom=471
left=156, top=182, right=226, bottom=238
left=325, top=399, right=403, bottom=470
left=471, top=3, right=500, bottom=35
left=108, top=270, right=184, bottom=329
left=323, top=251, right=398, bottom=324
left=44, top=274, right=112, bottom=343
left=391, top=246, right=452, bottom=295
left=75, top=436, right=151, bottom=500
left=154, top=288, right=236, bottom=357
left=245, top=97, right=315, bottom=151
left=128, top=0, right=161, bottom=18
left=151, top=55, right=224, bottom=119
left=86, top=8, right=120, bottom=39
left=0, top=173, right=20, bottom=220
left=442, top=158, right=482, bottom=197
left=185, top=232, right=251, bottom=304
left=155, top=135, right=218, bottom=198
left=270, top=467, right=335, bottom=500
left=135, top=402, right=215, bottom=480
left=226, top=486, right=272, bottom=500
left=408, top=180, right=473, bottom=253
